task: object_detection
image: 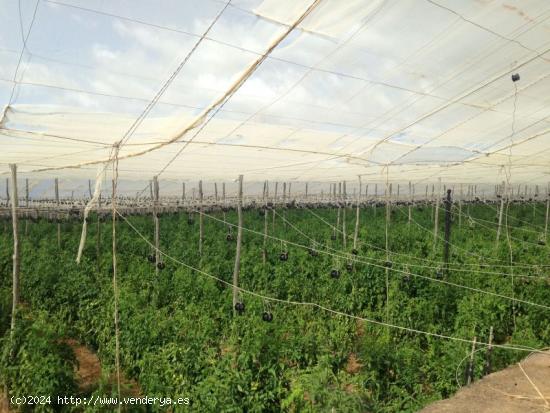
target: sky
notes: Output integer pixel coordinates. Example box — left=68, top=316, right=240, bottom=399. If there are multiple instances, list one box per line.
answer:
left=1, top=0, right=550, bottom=191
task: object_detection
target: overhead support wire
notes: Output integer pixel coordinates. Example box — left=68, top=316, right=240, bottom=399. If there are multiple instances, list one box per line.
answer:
left=115, top=208, right=547, bottom=356
left=0, top=0, right=40, bottom=128
left=14, top=0, right=323, bottom=175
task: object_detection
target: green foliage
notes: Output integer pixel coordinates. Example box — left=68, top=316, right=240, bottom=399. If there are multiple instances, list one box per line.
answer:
left=0, top=203, right=549, bottom=412
left=0, top=310, right=77, bottom=412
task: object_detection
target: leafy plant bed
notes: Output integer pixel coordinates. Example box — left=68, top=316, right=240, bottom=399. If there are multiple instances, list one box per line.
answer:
left=0, top=204, right=549, bottom=412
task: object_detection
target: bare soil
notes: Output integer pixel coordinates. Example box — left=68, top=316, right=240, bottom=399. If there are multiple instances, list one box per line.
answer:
left=420, top=350, right=550, bottom=413
left=0, top=339, right=140, bottom=413
left=64, top=339, right=102, bottom=392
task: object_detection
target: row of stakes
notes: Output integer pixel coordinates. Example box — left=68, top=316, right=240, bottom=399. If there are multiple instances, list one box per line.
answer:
left=148, top=209, right=449, bottom=319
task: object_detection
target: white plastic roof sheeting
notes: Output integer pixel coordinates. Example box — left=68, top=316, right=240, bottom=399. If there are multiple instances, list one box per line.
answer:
left=1, top=0, right=550, bottom=186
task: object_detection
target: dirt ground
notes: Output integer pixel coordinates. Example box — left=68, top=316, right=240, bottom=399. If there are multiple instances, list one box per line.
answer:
left=421, top=350, right=550, bottom=413
left=64, top=339, right=102, bottom=392
left=0, top=394, right=8, bottom=413
left=2, top=345, right=548, bottom=412
left=0, top=339, right=139, bottom=412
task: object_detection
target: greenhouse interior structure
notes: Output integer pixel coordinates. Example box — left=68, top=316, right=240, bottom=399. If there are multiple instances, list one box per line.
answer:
left=1, top=0, right=550, bottom=411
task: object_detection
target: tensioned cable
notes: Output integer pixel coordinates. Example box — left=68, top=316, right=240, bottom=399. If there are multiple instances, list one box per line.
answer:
left=0, top=78, right=401, bottom=135
left=0, top=128, right=108, bottom=147
left=298, top=33, right=550, bottom=179
left=199, top=208, right=550, bottom=311
left=323, top=1, right=550, bottom=157
left=293, top=205, right=547, bottom=279
left=15, top=0, right=323, bottom=175
left=115, top=208, right=547, bottom=355
left=450, top=203, right=543, bottom=236
left=39, top=0, right=449, bottom=101
left=388, top=72, right=550, bottom=167
left=196, top=0, right=390, bottom=164
left=478, top=201, right=547, bottom=232
left=388, top=83, right=550, bottom=169
left=301, top=203, right=550, bottom=270
left=153, top=0, right=326, bottom=179
left=394, top=202, right=547, bottom=269
left=0, top=0, right=40, bottom=127
left=426, top=0, right=550, bottom=59
left=118, top=1, right=232, bottom=150
left=395, top=204, right=513, bottom=264
left=451, top=207, right=548, bottom=249
left=122, top=0, right=328, bottom=201
left=0, top=128, right=379, bottom=167
left=270, top=208, right=550, bottom=307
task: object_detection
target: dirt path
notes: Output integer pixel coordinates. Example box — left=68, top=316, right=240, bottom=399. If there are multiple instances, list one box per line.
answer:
left=420, top=350, right=550, bottom=413
left=65, top=339, right=103, bottom=392
left=0, top=340, right=139, bottom=413
left=64, top=339, right=140, bottom=396
left=0, top=393, right=8, bottom=413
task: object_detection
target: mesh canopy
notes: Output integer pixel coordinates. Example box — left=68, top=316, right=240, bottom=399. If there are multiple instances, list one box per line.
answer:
left=1, top=0, right=550, bottom=188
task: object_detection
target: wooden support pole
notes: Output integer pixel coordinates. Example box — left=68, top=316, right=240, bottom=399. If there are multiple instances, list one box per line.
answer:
left=282, top=182, right=287, bottom=231
left=10, top=164, right=19, bottom=333
left=5, top=177, right=9, bottom=204
left=433, top=178, right=441, bottom=251
left=496, top=181, right=505, bottom=247
left=55, top=177, right=61, bottom=248
left=408, top=181, right=412, bottom=226
left=273, top=182, right=278, bottom=230
left=384, top=175, right=391, bottom=328
left=305, top=182, right=308, bottom=200
left=388, top=183, right=392, bottom=224
left=336, top=183, right=341, bottom=241
left=110, top=152, right=122, bottom=405
left=182, top=182, right=186, bottom=204
left=466, top=336, right=477, bottom=385
left=199, top=180, right=203, bottom=256
left=25, top=178, right=29, bottom=235
left=443, top=189, right=452, bottom=275
left=342, top=181, right=347, bottom=249
left=263, top=181, right=268, bottom=265
left=214, top=182, right=218, bottom=202
left=353, top=176, right=361, bottom=252
left=545, top=183, right=549, bottom=238
left=88, top=179, right=93, bottom=198
left=96, top=208, right=101, bottom=272
left=153, top=176, right=160, bottom=275
left=459, top=183, right=463, bottom=228
left=373, top=183, right=377, bottom=216
left=483, top=327, right=494, bottom=376
left=222, top=182, right=227, bottom=228
left=232, top=175, right=243, bottom=313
